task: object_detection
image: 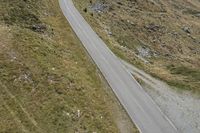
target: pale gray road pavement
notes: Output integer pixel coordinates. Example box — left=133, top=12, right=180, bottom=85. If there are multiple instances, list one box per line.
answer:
left=59, top=0, right=178, bottom=132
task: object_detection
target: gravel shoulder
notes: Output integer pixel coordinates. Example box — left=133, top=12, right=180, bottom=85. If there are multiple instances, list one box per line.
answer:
left=122, top=60, right=200, bottom=133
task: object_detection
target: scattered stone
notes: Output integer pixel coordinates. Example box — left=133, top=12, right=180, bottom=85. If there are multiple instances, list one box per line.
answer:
left=18, top=73, right=33, bottom=83
left=137, top=46, right=151, bottom=58
left=182, top=26, right=191, bottom=34
left=63, top=111, right=70, bottom=116
left=194, top=13, right=200, bottom=17
left=90, top=2, right=110, bottom=13
left=8, top=50, right=17, bottom=62
left=145, top=23, right=160, bottom=32
left=108, top=31, right=112, bottom=36
left=31, top=24, right=46, bottom=33
left=172, top=31, right=178, bottom=36
left=130, top=21, right=135, bottom=26
left=104, top=27, right=112, bottom=36
left=77, top=110, right=81, bottom=118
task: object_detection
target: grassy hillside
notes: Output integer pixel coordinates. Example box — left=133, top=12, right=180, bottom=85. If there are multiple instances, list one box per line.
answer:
left=0, top=0, right=137, bottom=132
left=73, top=0, right=200, bottom=94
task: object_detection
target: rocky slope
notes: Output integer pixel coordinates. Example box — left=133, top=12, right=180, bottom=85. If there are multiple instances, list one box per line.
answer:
left=74, top=0, right=200, bottom=94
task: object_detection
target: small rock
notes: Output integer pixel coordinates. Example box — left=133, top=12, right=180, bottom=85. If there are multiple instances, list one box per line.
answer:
left=145, top=23, right=160, bottom=32
left=182, top=26, right=191, bottom=34
left=90, top=2, right=110, bottom=13
left=31, top=24, right=47, bottom=33
left=108, top=31, right=112, bottom=35
left=77, top=110, right=81, bottom=118
left=137, top=46, right=151, bottom=58
left=194, top=13, right=200, bottom=17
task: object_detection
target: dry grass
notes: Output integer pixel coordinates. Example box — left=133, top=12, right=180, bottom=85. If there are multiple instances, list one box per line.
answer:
left=0, top=0, right=137, bottom=132
left=73, top=0, right=200, bottom=94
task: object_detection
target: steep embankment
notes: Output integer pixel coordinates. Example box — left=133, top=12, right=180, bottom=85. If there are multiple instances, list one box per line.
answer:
left=0, top=0, right=137, bottom=132
left=73, top=0, right=200, bottom=94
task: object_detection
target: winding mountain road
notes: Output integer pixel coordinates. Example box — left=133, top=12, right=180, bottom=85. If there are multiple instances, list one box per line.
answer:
left=59, top=0, right=178, bottom=132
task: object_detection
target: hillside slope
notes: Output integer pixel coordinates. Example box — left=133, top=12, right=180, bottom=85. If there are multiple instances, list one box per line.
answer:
left=0, top=0, right=137, bottom=132
left=74, top=0, right=200, bottom=94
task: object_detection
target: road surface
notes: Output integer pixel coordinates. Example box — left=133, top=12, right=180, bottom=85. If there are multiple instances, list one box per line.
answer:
left=59, top=0, right=178, bottom=132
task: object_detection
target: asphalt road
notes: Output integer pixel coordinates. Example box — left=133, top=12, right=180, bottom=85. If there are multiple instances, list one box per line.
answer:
left=59, top=0, right=178, bottom=132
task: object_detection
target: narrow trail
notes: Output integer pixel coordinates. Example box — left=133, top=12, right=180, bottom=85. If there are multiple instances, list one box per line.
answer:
left=1, top=100, right=30, bottom=133
left=0, top=81, right=43, bottom=133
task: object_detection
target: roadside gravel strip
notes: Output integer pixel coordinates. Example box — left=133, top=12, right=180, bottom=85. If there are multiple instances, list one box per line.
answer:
left=59, top=0, right=178, bottom=132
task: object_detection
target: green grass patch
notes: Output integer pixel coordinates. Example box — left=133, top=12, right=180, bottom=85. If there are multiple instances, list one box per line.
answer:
left=167, top=65, right=200, bottom=81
